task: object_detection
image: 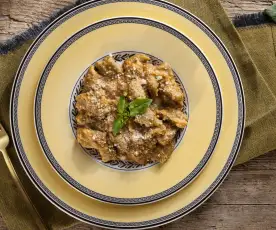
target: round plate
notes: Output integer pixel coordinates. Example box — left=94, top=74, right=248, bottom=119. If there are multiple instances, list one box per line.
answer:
left=34, top=17, right=222, bottom=205
left=10, top=0, right=244, bottom=229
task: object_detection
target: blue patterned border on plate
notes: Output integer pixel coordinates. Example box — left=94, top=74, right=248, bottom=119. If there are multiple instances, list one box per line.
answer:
left=34, top=17, right=222, bottom=205
left=10, top=0, right=244, bottom=228
left=69, top=51, right=188, bottom=171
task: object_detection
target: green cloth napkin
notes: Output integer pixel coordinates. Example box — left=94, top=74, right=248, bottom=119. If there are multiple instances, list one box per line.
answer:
left=1, top=0, right=276, bottom=229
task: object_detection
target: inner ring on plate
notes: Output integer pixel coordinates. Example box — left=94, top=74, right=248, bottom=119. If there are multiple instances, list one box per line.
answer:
left=34, top=17, right=223, bottom=205
left=69, top=51, right=189, bottom=171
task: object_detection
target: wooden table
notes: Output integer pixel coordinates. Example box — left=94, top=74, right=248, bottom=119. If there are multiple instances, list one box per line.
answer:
left=1, top=0, right=276, bottom=229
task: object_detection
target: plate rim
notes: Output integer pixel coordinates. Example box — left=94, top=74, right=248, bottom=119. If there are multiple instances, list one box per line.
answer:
left=33, top=16, right=223, bottom=205
left=9, top=0, right=245, bottom=228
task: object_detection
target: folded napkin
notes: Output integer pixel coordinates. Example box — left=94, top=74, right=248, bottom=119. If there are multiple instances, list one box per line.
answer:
left=1, top=0, right=276, bottom=229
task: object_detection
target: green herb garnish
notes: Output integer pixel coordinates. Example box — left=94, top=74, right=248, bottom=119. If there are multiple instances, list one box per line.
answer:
left=128, top=98, right=153, bottom=117
left=117, top=96, right=128, bottom=114
left=113, top=96, right=152, bottom=135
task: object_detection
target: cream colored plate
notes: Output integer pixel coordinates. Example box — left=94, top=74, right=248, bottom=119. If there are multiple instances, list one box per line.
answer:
left=34, top=17, right=222, bottom=205
left=10, top=0, right=244, bottom=228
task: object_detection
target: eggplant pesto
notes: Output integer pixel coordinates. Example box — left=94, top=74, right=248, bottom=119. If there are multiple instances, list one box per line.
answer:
left=76, top=54, right=187, bottom=165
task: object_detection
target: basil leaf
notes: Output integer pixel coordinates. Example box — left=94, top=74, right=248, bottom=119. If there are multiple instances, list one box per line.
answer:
left=117, top=96, right=128, bottom=114
left=129, top=98, right=152, bottom=117
left=129, top=98, right=152, bottom=110
left=113, top=97, right=152, bottom=134
left=113, top=117, right=125, bottom=135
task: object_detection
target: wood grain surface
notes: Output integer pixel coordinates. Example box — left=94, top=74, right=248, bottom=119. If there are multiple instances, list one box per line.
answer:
left=1, top=0, right=276, bottom=229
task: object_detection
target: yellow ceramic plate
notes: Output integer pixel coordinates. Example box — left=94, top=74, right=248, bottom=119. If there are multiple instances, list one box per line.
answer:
left=10, top=0, right=244, bottom=228
left=34, top=17, right=222, bottom=205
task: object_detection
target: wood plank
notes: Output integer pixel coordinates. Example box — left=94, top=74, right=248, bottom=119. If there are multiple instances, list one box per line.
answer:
left=234, top=150, right=276, bottom=171
left=0, top=0, right=274, bottom=42
left=0, top=0, right=76, bottom=42
left=220, top=0, right=274, bottom=18
left=208, top=170, right=276, bottom=204
left=160, top=204, right=276, bottom=230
